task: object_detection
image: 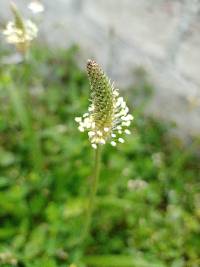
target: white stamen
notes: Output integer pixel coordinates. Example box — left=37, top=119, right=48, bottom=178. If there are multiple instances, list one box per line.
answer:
left=127, top=114, right=134, bottom=120
left=118, top=138, right=124, bottom=143
left=122, top=121, right=131, bottom=127
left=124, top=107, right=129, bottom=114
left=88, top=106, right=94, bottom=111
left=113, top=90, right=119, bottom=96
left=111, top=141, right=117, bottom=146
left=97, top=131, right=102, bottom=136
left=92, top=144, right=97, bottom=149
left=121, top=101, right=126, bottom=108
left=99, top=139, right=105, bottom=144
left=78, top=126, right=84, bottom=132
left=125, top=129, right=131, bottom=135
left=75, top=117, right=82, bottom=122
left=88, top=131, right=95, bottom=137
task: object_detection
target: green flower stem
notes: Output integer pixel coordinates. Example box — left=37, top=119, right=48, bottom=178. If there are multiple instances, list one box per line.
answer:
left=82, top=145, right=102, bottom=243
left=6, top=77, right=30, bottom=130
left=6, top=66, right=43, bottom=174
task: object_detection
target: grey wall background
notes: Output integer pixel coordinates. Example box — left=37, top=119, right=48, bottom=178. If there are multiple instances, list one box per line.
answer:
left=1, top=0, right=200, bottom=136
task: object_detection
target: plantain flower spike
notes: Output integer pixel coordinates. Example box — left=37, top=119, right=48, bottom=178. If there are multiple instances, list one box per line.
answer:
left=75, top=60, right=133, bottom=149
left=3, top=2, right=38, bottom=55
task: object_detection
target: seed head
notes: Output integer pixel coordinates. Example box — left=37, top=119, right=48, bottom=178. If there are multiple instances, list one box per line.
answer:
left=75, top=60, right=133, bottom=148
left=2, top=2, right=38, bottom=54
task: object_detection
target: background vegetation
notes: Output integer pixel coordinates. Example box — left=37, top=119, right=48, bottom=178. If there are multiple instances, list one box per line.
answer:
left=0, top=45, right=199, bottom=267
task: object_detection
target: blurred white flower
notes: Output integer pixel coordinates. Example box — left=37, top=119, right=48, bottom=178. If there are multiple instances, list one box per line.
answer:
left=152, top=152, right=163, bottom=167
left=56, top=125, right=67, bottom=133
left=0, top=251, right=17, bottom=265
left=28, top=1, right=44, bottom=14
left=2, top=2, right=38, bottom=54
left=3, top=20, right=38, bottom=44
left=127, top=178, right=148, bottom=191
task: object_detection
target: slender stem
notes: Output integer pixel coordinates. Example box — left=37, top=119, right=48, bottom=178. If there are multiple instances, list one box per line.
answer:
left=6, top=66, right=43, bottom=173
left=6, top=79, right=30, bottom=129
left=82, top=145, right=102, bottom=243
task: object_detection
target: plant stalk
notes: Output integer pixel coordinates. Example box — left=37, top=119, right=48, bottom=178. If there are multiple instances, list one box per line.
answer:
left=6, top=67, right=43, bottom=174
left=82, top=145, right=102, bottom=243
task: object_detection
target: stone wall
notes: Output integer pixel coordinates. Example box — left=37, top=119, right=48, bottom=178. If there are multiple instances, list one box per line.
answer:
left=1, top=0, right=200, bottom=135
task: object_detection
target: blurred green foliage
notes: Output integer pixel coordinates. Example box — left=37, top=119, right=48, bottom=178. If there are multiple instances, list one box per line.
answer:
left=0, top=46, right=199, bottom=267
